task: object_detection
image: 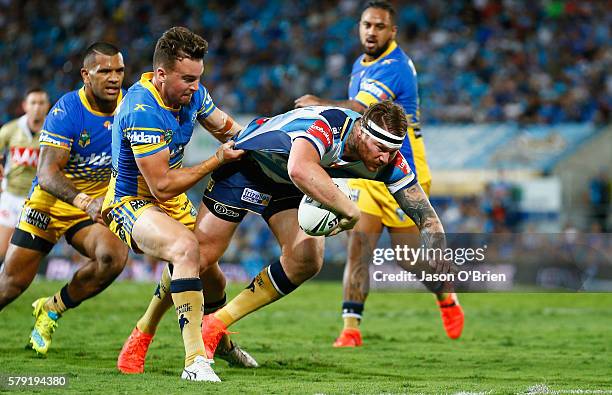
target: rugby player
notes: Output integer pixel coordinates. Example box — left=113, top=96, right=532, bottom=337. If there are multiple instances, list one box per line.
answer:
left=102, top=27, right=251, bottom=382
left=192, top=101, right=454, bottom=366
left=295, top=0, right=464, bottom=347
left=0, top=88, right=50, bottom=262
left=0, top=43, right=129, bottom=356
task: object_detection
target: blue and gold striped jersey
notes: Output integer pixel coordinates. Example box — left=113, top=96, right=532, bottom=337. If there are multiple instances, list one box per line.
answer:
left=348, top=40, right=431, bottom=184
left=31, top=87, right=123, bottom=198
left=107, top=72, right=216, bottom=201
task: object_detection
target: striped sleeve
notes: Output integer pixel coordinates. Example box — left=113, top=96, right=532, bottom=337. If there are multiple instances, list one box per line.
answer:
left=196, top=84, right=217, bottom=120
left=123, top=111, right=168, bottom=159
left=378, top=152, right=417, bottom=194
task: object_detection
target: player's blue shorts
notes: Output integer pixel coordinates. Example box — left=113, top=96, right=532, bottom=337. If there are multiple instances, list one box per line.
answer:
left=202, top=157, right=303, bottom=223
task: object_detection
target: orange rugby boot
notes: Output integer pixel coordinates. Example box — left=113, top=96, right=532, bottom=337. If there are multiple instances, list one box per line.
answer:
left=333, top=328, right=363, bottom=348
left=117, top=327, right=154, bottom=374
left=437, top=293, right=464, bottom=339
left=202, top=314, right=229, bottom=359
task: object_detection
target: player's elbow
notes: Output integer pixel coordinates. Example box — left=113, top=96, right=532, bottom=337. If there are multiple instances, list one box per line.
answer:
left=287, top=161, right=308, bottom=187
left=150, top=180, right=174, bottom=202
left=36, top=167, right=55, bottom=192
left=150, top=189, right=174, bottom=202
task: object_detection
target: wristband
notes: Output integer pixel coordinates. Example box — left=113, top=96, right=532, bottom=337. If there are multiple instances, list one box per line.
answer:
left=72, top=192, right=93, bottom=211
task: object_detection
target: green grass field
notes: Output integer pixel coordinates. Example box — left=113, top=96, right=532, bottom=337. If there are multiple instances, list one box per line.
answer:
left=1, top=280, right=611, bottom=394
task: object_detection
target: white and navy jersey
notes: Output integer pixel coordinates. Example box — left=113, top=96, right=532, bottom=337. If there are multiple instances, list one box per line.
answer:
left=234, top=106, right=416, bottom=194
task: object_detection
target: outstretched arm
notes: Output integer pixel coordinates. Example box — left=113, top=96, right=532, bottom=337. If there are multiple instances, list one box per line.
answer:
left=393, top=183, right=451, bottom=273
left=136, top=141, right=244, bottom=202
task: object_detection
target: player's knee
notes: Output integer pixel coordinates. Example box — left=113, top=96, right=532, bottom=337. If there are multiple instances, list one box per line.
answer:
left=283, top=253, right=323, bottom=282
left=168, top=233, right=200, bottom=267
left=0, top=272, right=28, bottom=304
left=95, top=246, right=128, bottom=277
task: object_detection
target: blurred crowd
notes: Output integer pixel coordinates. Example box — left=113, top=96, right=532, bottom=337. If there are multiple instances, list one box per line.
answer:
left=0, top=0, right=610, bottom=125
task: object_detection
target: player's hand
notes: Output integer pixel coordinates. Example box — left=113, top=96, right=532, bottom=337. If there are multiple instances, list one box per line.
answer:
left=85, top=197, right=105, bottom=224
left=215, top=140, right=245, bottom=164
left=294, top=94, right=323, bottom=108
left=328, top=202, right=361, bottom=236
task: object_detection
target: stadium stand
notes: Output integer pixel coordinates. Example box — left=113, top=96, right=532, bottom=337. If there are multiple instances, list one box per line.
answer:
left=0, top=0, right=609, bottom=125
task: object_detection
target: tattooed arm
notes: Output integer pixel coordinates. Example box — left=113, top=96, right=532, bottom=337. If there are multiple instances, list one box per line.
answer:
left=37, top=145, right=103, bottom=222
left=393, top=182, right=452, bottom=274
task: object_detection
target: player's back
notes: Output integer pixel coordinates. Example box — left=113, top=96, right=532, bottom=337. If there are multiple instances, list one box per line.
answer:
left=31, top=88, right=118, bottom=199
left=235, top=106, right=413, bottom=190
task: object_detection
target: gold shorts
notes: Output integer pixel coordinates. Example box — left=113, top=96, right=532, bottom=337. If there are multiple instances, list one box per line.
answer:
left=16, top=186, right=95, bottom=245
left=348, top=179, right=431, bottom=228
left=103, top=193, right=197, bottom=252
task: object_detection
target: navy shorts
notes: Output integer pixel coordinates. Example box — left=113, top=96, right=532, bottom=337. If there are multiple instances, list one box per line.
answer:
left=202, top=158, right=304, bottom=223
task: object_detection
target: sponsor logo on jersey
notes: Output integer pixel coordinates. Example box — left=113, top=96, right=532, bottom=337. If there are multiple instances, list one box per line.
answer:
left=40, top=133, right=69, bottom=148
left=361, top=79, right=387, bottom=99
left=51, top=107, right=65, bottom=116
left=10, top=147, right=39, bottom=167
left=306, top=120, right=333, bottom=149
left=129, top=131, right=163, bottom=145
left=71, top=152, right=112, bottom=167
left=240, top=188, right=271, bottom=206
left=392, top=153, right=410, bottom=175
left=23, top=207, right=51, bottom=230
left=134, top=104, right=153, bottom=111
left=78, top=129, right=91, bottom=148
left=104, top=121, right=112, bottom=131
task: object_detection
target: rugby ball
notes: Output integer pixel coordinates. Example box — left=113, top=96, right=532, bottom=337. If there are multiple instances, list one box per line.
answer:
left=298, top=179, right=352, bottom=236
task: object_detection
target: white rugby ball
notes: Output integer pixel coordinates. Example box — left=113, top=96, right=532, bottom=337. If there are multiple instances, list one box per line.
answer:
left=298, top=179, right=352, bottom=236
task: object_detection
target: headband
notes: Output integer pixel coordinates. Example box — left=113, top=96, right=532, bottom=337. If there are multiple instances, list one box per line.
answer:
left=361, top=119, right=404, bottom=149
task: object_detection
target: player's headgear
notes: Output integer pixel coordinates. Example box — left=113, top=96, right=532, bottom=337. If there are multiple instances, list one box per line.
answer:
left=360, top=101, right=407, bottom=149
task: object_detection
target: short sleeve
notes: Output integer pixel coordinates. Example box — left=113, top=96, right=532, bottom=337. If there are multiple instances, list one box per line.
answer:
left=293, top=119, right=334, bottom=159
left=377, top=152, right=417, bottom=194
left=122, top=110, right=168, bottom=158
left=40, top=97, right=77, bottom=151
left=196, top=84, right=217, bottom=120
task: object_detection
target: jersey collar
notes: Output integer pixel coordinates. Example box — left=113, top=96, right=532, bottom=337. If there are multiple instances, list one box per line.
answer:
left=140, top=72, right=180, bottom=112
left=360, top=40, right=398, bottom=66
left=78, top=86, right=122, bottom=117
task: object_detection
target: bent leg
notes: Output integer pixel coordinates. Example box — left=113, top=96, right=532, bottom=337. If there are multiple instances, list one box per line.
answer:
left=0, top=224, right=14, bottom=262
left=0, top=241, right=46, bottom=311
left=213, top=209, right=323, bottom=327
left=51, top=223, right=129, bottom=310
